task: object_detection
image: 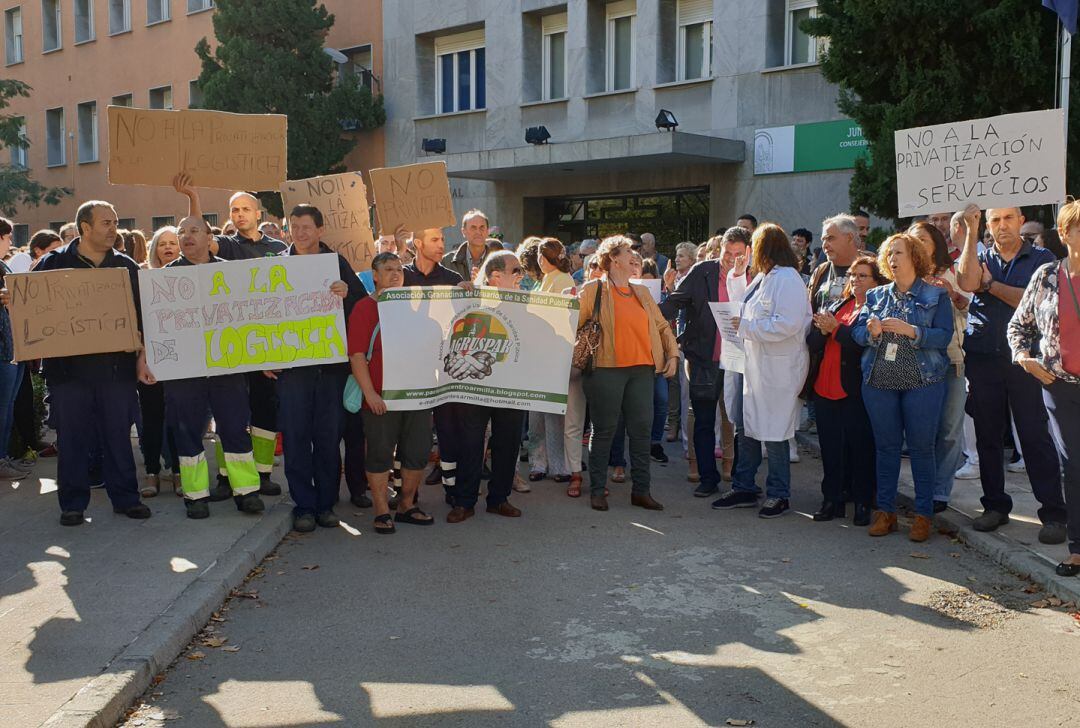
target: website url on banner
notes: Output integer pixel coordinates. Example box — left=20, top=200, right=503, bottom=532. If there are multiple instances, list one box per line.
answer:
left=378, top=287, right=579, bottom=310
left=382, top=385, right=567, bottom=404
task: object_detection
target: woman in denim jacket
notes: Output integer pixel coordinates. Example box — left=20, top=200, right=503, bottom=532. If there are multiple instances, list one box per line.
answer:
left=851, top=233, right=954, bottom=542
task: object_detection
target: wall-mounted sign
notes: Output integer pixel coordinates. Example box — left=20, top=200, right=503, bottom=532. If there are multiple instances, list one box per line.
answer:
left=754, top=119, right=868, bottom=175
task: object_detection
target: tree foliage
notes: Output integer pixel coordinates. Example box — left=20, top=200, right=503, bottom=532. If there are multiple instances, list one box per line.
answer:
left=0, top=79, right=70, bottom=217
left=805, top=0, right=1076, bottom=222
left=196, top=0, right=385, bottom=216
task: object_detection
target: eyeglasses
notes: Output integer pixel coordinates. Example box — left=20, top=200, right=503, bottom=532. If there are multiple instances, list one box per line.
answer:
left=847, top=272, right=874, bottom=279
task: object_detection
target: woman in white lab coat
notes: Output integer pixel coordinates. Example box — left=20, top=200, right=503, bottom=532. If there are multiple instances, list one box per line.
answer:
left=713, top=224, right=812, bottom=519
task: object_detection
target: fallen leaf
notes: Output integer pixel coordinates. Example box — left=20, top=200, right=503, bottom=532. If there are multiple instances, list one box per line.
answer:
left=389, top=636, right=401, bottom=640
left=781, top=558, right=791, bottom=563
left=302, top=564, right=320, bottom=571
left=230, top=589, right=259, bottom=599
left=222, top=645, right=241, bottom=653
left=1032, top=599, right=1049, bottom=608
left=725, top=720, right=755, bottom=727
left=186, top=651, right=205, bottom=660
left=276, top=570, right=286, bottom=575
left=909, top=552, right=931, bottom=560
left=202, top=637, right=227, bottom=648
left=210, top=616, right=226, bottom=623
left=1048, top=596, right=1064, bottom=607
left=1022, top=584, right=1040, bottom=594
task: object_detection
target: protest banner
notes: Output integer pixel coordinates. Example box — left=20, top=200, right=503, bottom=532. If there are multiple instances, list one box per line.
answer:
left=378, top=287, right=579, bottom=414
left=709, top=302, right=745, bottom=374
left=8, top=268, right=140, bottom=361
left=368, top=161, right=456, bottom=234
left=631, top=278, right=662, bottom=303
left=894, top=109, right=1065, bottom=217
left=281, top=172, right=376, bottom=272
left=108, top=106, right=288, bottom=191
left=139, top=256, right=347, bottom=380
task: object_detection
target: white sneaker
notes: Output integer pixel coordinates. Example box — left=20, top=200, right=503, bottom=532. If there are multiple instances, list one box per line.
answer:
left=789, top=441, right=800, bottom=464
left=1007, top=458, right=1026, bottom=474
left=0, top=458, right=29, bottom=479
left=512, top=476, right=531, bottom=493
left=954, top=461, right=980, bottom=480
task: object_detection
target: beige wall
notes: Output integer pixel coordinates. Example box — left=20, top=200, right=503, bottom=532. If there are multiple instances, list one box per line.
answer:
left=3, top=0, right=383, bottom=239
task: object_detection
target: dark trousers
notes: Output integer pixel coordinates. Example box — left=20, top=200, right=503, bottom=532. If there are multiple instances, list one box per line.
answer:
left=454, top=404, right=523, bottom=510
left=137, top=382, right=176, bottom=475
left=583, top=366, right=654, bottom=496
left=813, top=393, right=875, bottom=507
left=343, top=410, right=368, bottom=498
left=277, top=367, right=345, bottom=516
left=434, top=402, right=467, bottom=494
left=52, top=379, right=140, bottom=512
left=966, top=354, right=1066, bottom=524
left=1044, top=380, right=1080, bottom=555
left=689, top=362, right=724, bottom=491
left=13, top=365, right=38, bottom=450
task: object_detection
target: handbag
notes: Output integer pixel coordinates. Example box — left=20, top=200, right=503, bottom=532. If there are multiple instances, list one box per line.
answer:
left=343, top=322, right=380, bottom=414
left=571, top=283, right=604, bottom=374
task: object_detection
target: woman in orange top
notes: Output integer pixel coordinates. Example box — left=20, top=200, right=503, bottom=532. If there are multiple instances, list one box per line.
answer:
left=577, top=236, right=678, bottom=511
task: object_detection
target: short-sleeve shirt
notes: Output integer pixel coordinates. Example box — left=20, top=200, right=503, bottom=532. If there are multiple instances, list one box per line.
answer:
left=401, top=262, right=463, bottom=287
left=347, top=296, right=381, bottom=410
left=964, top=240, right=1056, bottom=358
left=214, top=232, right=286, bottom=261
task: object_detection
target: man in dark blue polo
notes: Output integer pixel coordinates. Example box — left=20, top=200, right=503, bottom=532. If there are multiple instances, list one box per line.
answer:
left=956, top=204, right=1066, bottom=542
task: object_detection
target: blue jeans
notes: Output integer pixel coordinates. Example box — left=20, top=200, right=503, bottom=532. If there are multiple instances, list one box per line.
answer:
left=0, top=362, right=23, bottom=459
left=729, top=376, right=790, bottom=499
left=862, top=380, right=947, bottom=517
left=650, top=373, right=668, bottom=444
left=934, top=366, right=966, bottom=503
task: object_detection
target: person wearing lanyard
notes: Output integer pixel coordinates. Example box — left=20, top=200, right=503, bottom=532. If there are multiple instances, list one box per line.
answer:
left=956, top=205, right=1067, bottom=544
left=1007, top=200, right=1080, bottom=577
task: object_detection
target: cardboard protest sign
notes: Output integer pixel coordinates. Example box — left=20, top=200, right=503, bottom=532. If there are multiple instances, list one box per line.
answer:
left=369, top=161, right=456, bottom=235
left=378, top=287, right=579, bottom=414
left=8, top=268, right=140, bottom=361
left=281, top=172, right=376, bottom=272
left=139, top=256, right=347, bottom=380
left=894, top=109, right=1065, bottom=217
left=108, top=106, right=288, bottom=191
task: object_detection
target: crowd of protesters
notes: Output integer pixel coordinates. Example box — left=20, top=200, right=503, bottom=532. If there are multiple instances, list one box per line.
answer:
left=0, top=183, right=1077, bottom=579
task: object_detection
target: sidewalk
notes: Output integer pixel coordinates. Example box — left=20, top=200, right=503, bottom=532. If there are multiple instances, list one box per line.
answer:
left=795, top=432, right=1079, bottom=604
left=0, top=434, right=293, bottom=728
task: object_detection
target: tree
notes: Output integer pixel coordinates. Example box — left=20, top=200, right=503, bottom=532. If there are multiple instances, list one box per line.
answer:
left=196, top=0, right=386, bottom=216
left=805, top=0, right=1077, bottom=222
left=0, top=79, right=69, bottom=217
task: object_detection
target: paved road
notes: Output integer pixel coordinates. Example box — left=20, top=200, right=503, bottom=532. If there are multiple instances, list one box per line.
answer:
left=121, top=451, right=1080, bottom=728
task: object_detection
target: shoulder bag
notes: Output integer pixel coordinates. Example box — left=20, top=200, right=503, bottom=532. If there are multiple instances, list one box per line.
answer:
left=571, top=283, right=604, bottom=374
left=343, top=322, right=380, bottom=414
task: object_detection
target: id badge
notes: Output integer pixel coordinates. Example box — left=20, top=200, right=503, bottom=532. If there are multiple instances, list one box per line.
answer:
left=885, top=342, right=898, bottom=362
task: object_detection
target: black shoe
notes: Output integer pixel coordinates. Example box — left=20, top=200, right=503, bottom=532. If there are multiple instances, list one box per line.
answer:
left=235, top=492, right=265, bottom=514
left=933, top=500, right=948, bottom=514
left=711, top=489, right=759, bottom=510
left=519, top=450, right=528, bottom=463
left=350, top=494, right=373, bottom=508
left=1055, top=561, right=1080, bottom=577
left=853, top=504, right=871, bottom=527
left=259, top=473, right=282, bottom=496
left=209, top=475, right=232, bottom=502
left=972, top=510, right=1009, bottom=532
left=758, top=497, right=790, bottom=519
left=693, top=482, right=720, bottom=498
left=1039, top=522, right=1068, bottom=545
left=89, top=469, right=104, bottom=489
left=812, top=501, right=843, bottom=521
left=293, top=513, right=316, bottom=533
left=185, top=498, right=210, bottom=519
left=315, top=510, right=340, bottom=528
left=650, top=444, right=669, bottom=464
left=60, top=510, right=84, bottom=526
left=425, top=467, right=443, bottom=486
left=114, top=503, right=152, bottom=519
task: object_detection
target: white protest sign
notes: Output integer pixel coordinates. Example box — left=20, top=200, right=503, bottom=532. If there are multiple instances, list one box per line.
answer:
left=378, top=287, right=580, bottom=414
left=709, top=301, right=745, bottom=374
left=139, top=256, right=347, bottom=380
left=631, top=278, right=662, bottom=303
left=894, top=109, right=1065, bottom=217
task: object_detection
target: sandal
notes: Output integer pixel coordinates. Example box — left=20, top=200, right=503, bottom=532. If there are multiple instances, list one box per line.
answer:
left=552, top=474, right=571, bottom=483
left=373, top=513, right=396, bottom=535
left=528, top=471, right=546, bottom=482
left=610, top=468, right=626, bottom=484
left=567, top=474, right=582, bottom=498
left=139, top=474, right=160, bottom=498
left=394, top=507, right=434, bottom=526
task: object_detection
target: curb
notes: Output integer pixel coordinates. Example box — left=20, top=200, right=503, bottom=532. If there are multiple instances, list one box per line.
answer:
left=40, top=502, right=294, bottom=728
left=795, top=432, right=1080, bottom=605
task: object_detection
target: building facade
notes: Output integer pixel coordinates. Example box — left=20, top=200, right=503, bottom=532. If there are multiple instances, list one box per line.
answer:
left=383, top=0, right=861, bottom=252
left=2, top=0, right=384, bottom=242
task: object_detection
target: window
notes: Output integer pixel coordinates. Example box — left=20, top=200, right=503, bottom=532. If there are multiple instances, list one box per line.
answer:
left=9, top=119, right=27, bottom=168
left=149, top=85, right=172, bottom=109
left=188, top=79, right=203, bottom=107
left=77, top=101, right=97, bottom=163
left=117, top=217, right=135, bottom=230
left=606, top=0, right=635, bottom=92
left=202, top=213, right=218, bottom=227
left=186, top=0, right=212, bottom=12
left=13, top=224, right=28, bottom=246
left=45, top=107, right=65, bottom=166
left=109, top=0, right=130, bottom=34
left=146, top=0, right=169, bottom=25
left=74, top=0, right=94, bottom=43
left=677, top=0, right=711, bottom=81
left=435, top=29, right=485, bottom=114
left=152, top=215, right=175, bottom=230
left=542, top=13, right=567, bottom=100
left=5, top=8, right=23, bottom=64
left=41, top=0, right=61, bottom=52
left=786, top=0, right=821, bottom=65
left=338, top=45, right=375, bottom=92
left=111, top=93, right=133, bottom=107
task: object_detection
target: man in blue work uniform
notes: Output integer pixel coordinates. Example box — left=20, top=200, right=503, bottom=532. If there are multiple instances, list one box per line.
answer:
left=23, top=201, right=154, bottom=525
left=272, top=204, right=366, bottom=532
left=160, top=216, right=265, bottom=519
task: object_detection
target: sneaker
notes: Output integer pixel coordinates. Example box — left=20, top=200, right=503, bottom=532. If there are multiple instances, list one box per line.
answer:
left=954, top=461, right=980, bottom=480
left=0, top=458, right=29, bottom=479
left=1007, top=458, right=1027, bottom=474
left=650, top=444, right=669, bottom=464
left=60, top=510, right=84, bottom=526
left=758, top=497, right=790, bottom=519
left=972, top=509, right=1009, bottom=532
left=209, top=475, right=232, bottom=502
left=315, top=510, right=340, bottom=528
left=693, top=482, right=719, bottom=498
left=789, top=443, right=801, bottom=464
left=113, top=503, right=152, bottom=519
left=711, top=489, right=759, bottom=510
left=185, top=498, right=210, bottom=519
left=1038, top=522, right=1067, bottom=545
left=512, top=475, right=531, bottom=493
left=293, top=513, right=316, bottom=533
left=259, top=473, right=282, bottom=496
left=37, top=443, right=58, bottom=458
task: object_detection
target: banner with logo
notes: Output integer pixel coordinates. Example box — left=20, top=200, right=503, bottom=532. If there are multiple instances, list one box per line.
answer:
left=139, top=256, right=347, bottom=380
left=754, top=119, right=868, bottom=175
left=377, top=287, right=580, bottom=414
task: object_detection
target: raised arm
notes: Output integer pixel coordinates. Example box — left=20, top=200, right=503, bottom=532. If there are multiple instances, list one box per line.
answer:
left=956, top=204, right=983, bottom=293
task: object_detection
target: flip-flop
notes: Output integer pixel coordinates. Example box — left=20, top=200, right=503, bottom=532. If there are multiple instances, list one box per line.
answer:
left=373, top=513, right=396, bottom=535
left=394, top=507, right=434, bottom=526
